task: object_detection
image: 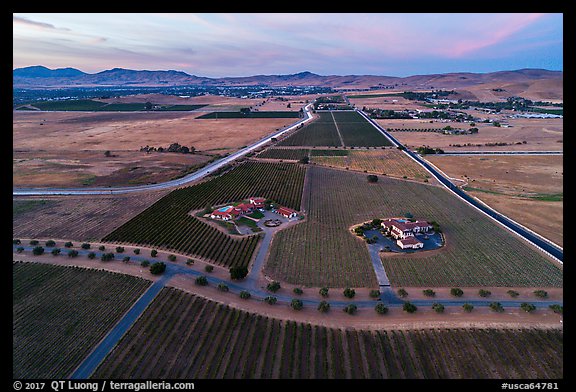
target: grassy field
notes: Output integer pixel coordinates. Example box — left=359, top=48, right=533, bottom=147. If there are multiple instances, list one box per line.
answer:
left=23, top=99, right=208, bottom=112
left=13, top=262, right=151, bottom=379
left=102, top=161, right=306, bottom=268
left=93, top=286, right=563, bottom=379
left=266, top=165, right=562, bottom=288
left=197, top=111, right=300, bottom=119
left=310, top=148, right=430, bottom=181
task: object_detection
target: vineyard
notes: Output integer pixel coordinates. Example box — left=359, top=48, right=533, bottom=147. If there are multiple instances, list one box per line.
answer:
left=331, top=111, right=393, bottom=147
left=278, top=112, right=342, bottom=147
left=257, top=148, right=311, bottom=160
left=93, top=287, right=563, bottom=379
left=311, top=148, right=430, bottom=181
left=13, top=262, right=151, bottom=379
left=266, top=165, right=562, bottom=288
left=310, top=149, right=350, bottom=156
left=102, top=161, right=306, bottom=268
left=197, top=111, right=300, bottom=119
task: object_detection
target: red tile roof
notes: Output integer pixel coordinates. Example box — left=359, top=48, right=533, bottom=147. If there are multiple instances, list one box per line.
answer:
left=398, top=237, right=422, bottom=245
left=277, top=206, right=297, bottom=216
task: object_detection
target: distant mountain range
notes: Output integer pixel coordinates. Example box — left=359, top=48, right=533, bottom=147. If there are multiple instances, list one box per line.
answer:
left=13, top=65, right=563, bottom=90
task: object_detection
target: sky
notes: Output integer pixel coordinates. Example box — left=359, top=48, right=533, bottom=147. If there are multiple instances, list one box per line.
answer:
left=13, top=13, right=563, bottom=77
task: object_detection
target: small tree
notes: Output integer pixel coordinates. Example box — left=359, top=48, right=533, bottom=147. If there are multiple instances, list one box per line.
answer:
left=99, top=245, right=106, bottom=251
left=151, top=249, right=158, bottom=257
left=375, top=303, right=389, bottom=315
left=16, top=246, right=24, bottom=253
left=343, top=288, right=356, bottom=298
left=423, top=289, right=436, bottom=297
left=534, top=290, right=548, bottom=299
left=123, top=256, right=131, bottom=263
left=291, top=299, right=304, bottom=310
left=403, top=302, right=417, bottom=313
left=32, top=246, right=44, bottom=255
left=507, top=290, right=520, bottom=298
left=230, top=265, right=248, bottom=280
left=81, top=243, right=91, bottom=249
left=51, top=248, right=61, bottom=256
left=45, top=240, right=56, bottom=247
left=240, top=291, right=251, bottom=299
left=343, top=304, right=358, bottom=315
left=104, top=150, right=112, bottom=157
left=64, top=241, right=73, bottom=248
left=218, top=283, right=229, bottom=292
left=167, top=254, right=177, bottom=262
left=150, top=262, right=166, bottom=275
left=13, top=239, right=21, bottom=245
left=462, top=303, right=474, bottom=312
left=101, top=253, right=114, bottom=261
left=29, top=240, right=39, bottom=245
left=115, top=246, right=125, bottom=253
left=489, top=302, right=504, bottom=312
left=133, top=248, right=140, bottom=255
left=479, top=289, right=491, bottom=298
left=267, top=281, right=281, bottom=292
left=195, top=275, right=208, bottom=286
left=68, top=250, right=79, bottom=258
left=319, top=287, right=329, bottom=297
left=549, top=304, right=563, bottom=314
left=369, top=290, right=380, bottom=298
left=87, top=251, right=96, bottom=259
left=264, top=296, right=277, bottom=305
left=317, top=301, right=330, bottom=313
left=367, top=174, right=378, bottom=183
left=450, top=288, right=464, bottom=297
left=293, top=288, right=304, bottom=295
left=432, top=303, right=445, bottom=313
left=141, top=260, right=150, bottom=267
left=186, top=259, right=194, bottom=266
left=520, top=303, right=536, bottom=313
left=205, top=265, right=214, bottom=273
left=397, top=288, right=408, bottom=298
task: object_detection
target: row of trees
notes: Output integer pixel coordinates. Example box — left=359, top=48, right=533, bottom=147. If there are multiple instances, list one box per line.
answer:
left=140, top=142, right=196, bottom=154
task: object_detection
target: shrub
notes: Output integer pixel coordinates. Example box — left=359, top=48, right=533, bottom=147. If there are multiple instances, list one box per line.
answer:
left=64, top=241, right=73, bottom=248
left=520, top=303, right=536, bottom=313
left=230, top=265, right=248, bottom=280
left=115, top=246, right=125, bottom=253
left=68, top=250, right=79, bottom=258
left=267, top=281, right=281, bottom=292
left=151, top=249, right=158, bottom=257
left=479, top=289, right=491, bottom=298
left=101, top=253, right=114, bottom=261
left=87, top=252, right=96, bottom=259
left=343, top=288, right=356, bottom=298
left=16, top=246, right=24, bottom=253
left=98, top=245, right=106, bottom=251
left=369, top=290, right=380, bottom=298
left=403, top=302, right=417, bottom=313
left=133, top=248, right=140, bottom=255
left=462, top=303, right=474, bottom=312
left=123, top=256, right=131, bottom=263
left=397, top=288, right=408, bottom=298
left=423, top=289, right=436, bottom=297
left=450, top=288, right=464, bottom=297
left=343, top=304, right=358, bottom=315
left=293, top=287, right=304, bottom=295
left=549, top=304, right=563, bottom=314
left=186, top=259, right=195, bottom=266
left=141, top=260, right=150, bottom=267
left=205, top=265, right=214, bottom=273
left=29, top=240, right=39, bottom=246
left=367, top=174, right=378, bottom=183
left=507, top=290, right=520, bottom=298
left=32, top=246, right=45, bottom=255
left=239, top=290, right=251, bottom=299
left=432, top=303, right=445, bottom=313
left=167, top=254, right=177, bottom=262
left=375, top=303, right=389, bottom=314
left=489, top=302, right=504, bottom=312
left=291, top=299, right=304, bottom=310
left=195, top=275, right=208, bottom=286
left=81, top=243, right=91, bottom=249
left=264, top=296, right=277, bottom=305
left=218, top=283, right=229, bottom=292
left=45, top=240, right=56, bottom=247
left=319, top=287, right=329, bottom=297
left=317, top=301, right=330, bottom=313
left=534, top=290, right=548, bottom=299
left=13, top=239, right=21, bottom=245
left=51, top=248, right=62, bottom=256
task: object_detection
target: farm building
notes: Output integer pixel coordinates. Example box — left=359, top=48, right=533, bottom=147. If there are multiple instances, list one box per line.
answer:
left=397, top=236, right=424, bottom=249
left=382, top=218, right=433, bottom=239
left=276, top=206, right=298, bottom=219
left=249, top=197, right=266, bottom=209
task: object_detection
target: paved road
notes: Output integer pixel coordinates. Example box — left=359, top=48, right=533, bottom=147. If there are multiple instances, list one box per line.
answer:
left=357, top=110, right=563, bottom=263
left=439, top=151, right=562, bottom=156
left=13, top=104, right=314, bottom=196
